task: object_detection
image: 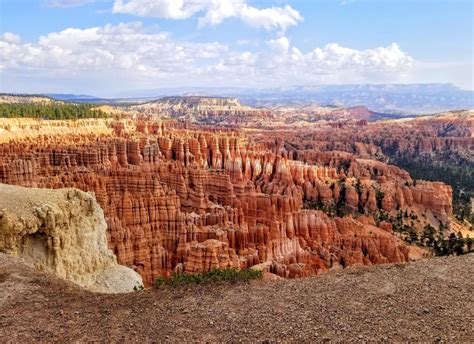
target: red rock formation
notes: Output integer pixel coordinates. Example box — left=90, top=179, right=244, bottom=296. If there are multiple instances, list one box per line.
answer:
left=2, top=117, right=457, bottom=286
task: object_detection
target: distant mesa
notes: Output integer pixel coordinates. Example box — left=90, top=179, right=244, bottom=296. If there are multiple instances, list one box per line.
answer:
left=131, top=96, right=274, bottom=125
left=0, top=93, right=58, bottom=104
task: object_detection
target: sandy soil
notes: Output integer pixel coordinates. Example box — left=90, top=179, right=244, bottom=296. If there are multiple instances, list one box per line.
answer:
left=0, top=253, right=472, bottom=343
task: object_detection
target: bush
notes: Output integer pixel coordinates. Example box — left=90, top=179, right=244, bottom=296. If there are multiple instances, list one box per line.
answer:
left=375, top=188, right=385, bottom=209
left=154, top=268, right=263, bottom=288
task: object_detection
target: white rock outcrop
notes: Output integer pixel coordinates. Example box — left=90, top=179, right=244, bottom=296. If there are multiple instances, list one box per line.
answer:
left=0, top=183, right=143, bottom=293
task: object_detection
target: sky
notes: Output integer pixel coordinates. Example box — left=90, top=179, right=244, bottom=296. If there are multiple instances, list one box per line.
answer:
left=0, top=0, right=473, bottom=97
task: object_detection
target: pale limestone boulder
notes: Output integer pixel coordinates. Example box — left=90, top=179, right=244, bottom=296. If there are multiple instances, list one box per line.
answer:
left=0, top=183, right=142, bottom=293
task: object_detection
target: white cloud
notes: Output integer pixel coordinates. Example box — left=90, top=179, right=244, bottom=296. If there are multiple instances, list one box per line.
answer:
left=265, top=38, right=413, bottom=84
left=0, top=32, right=21, bottom=44
left=239, top=4, right=302, bottom=31
left=1, top=23, right=225, bottom=76
left=0, top=24, right=415, bottom=95
left=267, top=36, right=290, bottom=53
left=47, top=0, right=96, bottom=7
left=112, top=0, right=303, bottom=31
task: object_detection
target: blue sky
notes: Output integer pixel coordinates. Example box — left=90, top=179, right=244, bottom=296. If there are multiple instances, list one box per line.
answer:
left=1, top=0, right=473, bottom=96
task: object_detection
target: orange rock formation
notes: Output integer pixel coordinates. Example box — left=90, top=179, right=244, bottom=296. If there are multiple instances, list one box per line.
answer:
left=1, top=117, right=456, bottom=286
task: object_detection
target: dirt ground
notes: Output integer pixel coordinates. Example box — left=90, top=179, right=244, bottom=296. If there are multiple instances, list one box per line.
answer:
left=1, top=253, right=473, bottom=343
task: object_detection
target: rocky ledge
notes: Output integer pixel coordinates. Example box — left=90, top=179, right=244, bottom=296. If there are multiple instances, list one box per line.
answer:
left=0, top=183, right=142, bottom=293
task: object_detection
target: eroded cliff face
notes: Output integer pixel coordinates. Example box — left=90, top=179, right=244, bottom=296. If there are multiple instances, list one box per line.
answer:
left=0, top=118, right=455, bottom=286
left=246, top=111, right=470, bottom=228
left=131, top=96, right=274, bottom=126
left=269, top=110, right=473, bottom=160
left=0, top=183, right=143, bottom=293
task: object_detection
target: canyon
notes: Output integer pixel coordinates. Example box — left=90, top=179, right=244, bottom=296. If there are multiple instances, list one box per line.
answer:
left=1, top=101, right=470, bottom=287
left=2, top=2, right=472, bottom=340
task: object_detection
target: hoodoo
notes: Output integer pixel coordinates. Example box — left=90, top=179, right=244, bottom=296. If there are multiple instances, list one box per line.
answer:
left=1, top=117, right=461, bottom=286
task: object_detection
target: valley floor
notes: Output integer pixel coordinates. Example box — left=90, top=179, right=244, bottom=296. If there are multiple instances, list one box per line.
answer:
left=1, top=253, right=473, bottom=343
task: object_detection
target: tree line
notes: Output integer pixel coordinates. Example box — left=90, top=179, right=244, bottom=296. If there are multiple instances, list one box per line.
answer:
left=0, top=103, right=108, bottom=120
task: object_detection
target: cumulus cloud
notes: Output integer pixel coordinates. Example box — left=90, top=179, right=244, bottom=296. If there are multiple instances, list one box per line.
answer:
left=0, top=24, right=414, bottom=94
left=112, top=0, right=303, bottom=31
left=0, top=32, right=21, bottom=44
left=1, top=23, right=226, bottom=77
left=267, top=36, right=290, bottom=53
left=265, top=38, right=413, bottom=84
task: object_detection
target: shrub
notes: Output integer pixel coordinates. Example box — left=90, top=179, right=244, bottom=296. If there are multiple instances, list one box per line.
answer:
left=133, top=284, right=144, bottom=291
left=466, top=237, right=473, bottom=252
left=154, top=267, right=263, bottom=288
left=375, top=188, right=385, bottom=209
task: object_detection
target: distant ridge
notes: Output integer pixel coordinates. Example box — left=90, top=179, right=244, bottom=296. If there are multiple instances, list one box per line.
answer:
left=45, top=93, right=106, bottom=102
left=3, top=83, right=473, bottom=113
left=117, top=83, right=474, bottom=114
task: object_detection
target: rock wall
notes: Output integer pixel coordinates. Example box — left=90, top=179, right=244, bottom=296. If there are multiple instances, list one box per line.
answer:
left=0, top=183, right=143, bottom=293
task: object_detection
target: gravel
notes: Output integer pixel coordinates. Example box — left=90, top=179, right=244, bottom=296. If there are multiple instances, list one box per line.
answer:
left=0, top=253, right=473, bottom=343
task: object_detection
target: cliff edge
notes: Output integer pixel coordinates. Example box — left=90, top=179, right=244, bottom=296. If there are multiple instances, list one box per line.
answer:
left=0, top=183, right=142, bottom=293
left=0, top=252, right=471, bottom=342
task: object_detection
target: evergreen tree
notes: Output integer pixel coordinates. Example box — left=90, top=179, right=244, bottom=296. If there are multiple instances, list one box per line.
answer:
left=0, top=103, right=109, bottom=120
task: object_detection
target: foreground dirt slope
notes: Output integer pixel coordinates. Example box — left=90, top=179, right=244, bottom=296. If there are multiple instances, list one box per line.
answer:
left=1, top=253, right=472, bottom=343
